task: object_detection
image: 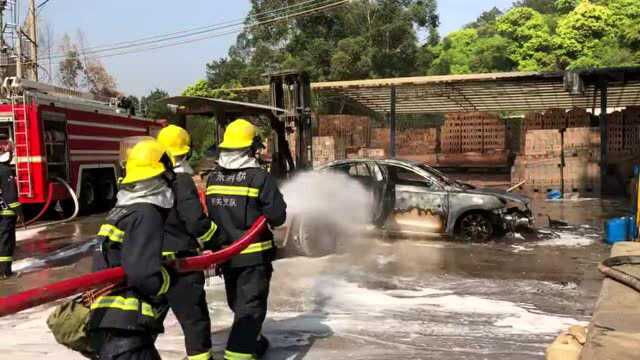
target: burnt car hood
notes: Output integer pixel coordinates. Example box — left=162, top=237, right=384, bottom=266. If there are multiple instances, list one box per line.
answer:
left=462, top=188, right=530, bottom=205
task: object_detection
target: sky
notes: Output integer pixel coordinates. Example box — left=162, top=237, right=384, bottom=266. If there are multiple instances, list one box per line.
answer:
left=37, top=0, right=515, bottom=97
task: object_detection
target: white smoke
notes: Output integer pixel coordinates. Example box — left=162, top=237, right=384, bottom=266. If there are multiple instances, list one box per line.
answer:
left=281, top=171, right=373, bottom=227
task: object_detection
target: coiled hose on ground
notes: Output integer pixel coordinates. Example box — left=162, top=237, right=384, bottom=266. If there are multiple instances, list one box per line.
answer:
left=598, top=256, right=640, bottom=292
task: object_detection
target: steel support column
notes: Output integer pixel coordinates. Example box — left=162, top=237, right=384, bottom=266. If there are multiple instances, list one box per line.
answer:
left=600, top=82, right=608, bottom=195
left=389, top=86, right=396, bottom=158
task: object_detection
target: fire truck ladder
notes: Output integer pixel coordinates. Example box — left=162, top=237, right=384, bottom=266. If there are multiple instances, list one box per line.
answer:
left=11, top=93, right=33, bottom=198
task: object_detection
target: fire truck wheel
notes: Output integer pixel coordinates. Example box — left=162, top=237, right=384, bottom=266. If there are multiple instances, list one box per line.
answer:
left=97, top=176, right=117, bottom=210
left=79, top=177, right=97, bottom=214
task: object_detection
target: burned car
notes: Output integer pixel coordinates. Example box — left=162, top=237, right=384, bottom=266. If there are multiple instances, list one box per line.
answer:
left=283, top=159, right=533, bottom=256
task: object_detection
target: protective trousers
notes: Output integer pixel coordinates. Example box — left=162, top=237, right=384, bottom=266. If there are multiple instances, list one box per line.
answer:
left=0, top=215, right=16, bottom=276
left=223, top=264, right=272, bottom=360
left=166, top=271, right=213, bottom=360
left=89, top=329, right=161, bottom=360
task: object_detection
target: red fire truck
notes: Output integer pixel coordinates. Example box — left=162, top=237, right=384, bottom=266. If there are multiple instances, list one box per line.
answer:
left=0, top=77, right=163, bottom=215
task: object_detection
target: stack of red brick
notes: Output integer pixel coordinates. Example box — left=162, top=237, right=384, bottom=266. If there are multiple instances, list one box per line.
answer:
left=317, top=115, right=370, bottom=150
left=523, top=108, right=591, bottom=131
left=512, top=107, right=601, bottom=197
left=370, top=128, right=437, bottom=162
left=607, top=107, right=640, bottom=158
left=312, top=136, right=346, bottom=167
left=440, top=112, right=506, bottom=153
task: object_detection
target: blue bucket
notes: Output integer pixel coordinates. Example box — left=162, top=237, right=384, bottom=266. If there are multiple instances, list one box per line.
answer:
left=547, top=190, right=562, bottom=200
left=606, top=217, right=629, bottom=244
left=629, top=216, right=638, bottom=240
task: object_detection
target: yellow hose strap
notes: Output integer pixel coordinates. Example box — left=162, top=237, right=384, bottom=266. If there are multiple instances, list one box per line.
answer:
left=8, top=202, right=21, bottom=209
left=157, top=267, right=171, bottom=296
left=224, top=350, right=256, bottom=360
left=0, top=256, right=12, bottom=262
left=240, top=240, right=273, bottom=255
left=188, top=351, right=213, bottom=360
left=198, top=221, right=218, bottom=243
left=206, top=185, right=259, bottom=198
left=91, top=296, right=157, bottom=318
left=0, top=209, right=15, bottom=216
left=97, top=224, right=125, bottom=243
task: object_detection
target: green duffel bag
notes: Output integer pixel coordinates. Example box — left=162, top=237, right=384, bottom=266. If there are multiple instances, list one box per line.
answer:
left=46, top=296, right=95, bottom=359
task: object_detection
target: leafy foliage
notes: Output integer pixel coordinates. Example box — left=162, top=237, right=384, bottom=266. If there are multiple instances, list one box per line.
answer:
left=141, top=88, right=171, bottom=119
left=197, top=0, right=640, bottom=91
left=57, top=33, right=119, bottom=97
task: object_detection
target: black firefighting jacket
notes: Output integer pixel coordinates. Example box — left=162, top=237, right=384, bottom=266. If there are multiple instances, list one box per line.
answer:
left=88, top=203, right=172, bottom=334
left=206, top=167, right=286, bottom=268
left=0, top=163, right=21, bottom=217
left=162, top=173, right=217, bottom=258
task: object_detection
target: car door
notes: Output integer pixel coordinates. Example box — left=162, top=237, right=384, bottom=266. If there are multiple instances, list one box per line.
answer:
left=367, top=162, right=391, bottom=226
left=330, top=162, right=378, bottom=222
left=383, top=164, right=449, bottom=235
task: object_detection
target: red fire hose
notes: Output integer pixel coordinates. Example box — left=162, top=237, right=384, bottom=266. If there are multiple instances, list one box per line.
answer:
left=0, top=216, right=268, bottom=317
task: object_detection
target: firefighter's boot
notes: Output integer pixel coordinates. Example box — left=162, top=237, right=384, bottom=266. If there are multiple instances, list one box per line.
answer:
left=256, top=335, right=270, bottom=358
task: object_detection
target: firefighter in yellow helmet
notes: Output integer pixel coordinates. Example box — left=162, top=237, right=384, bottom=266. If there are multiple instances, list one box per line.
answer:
left=88, top=139, right=175, bottom=360
left=157, top=125, right=218, bottom=360
left=206, top=119, right=287, bottom=360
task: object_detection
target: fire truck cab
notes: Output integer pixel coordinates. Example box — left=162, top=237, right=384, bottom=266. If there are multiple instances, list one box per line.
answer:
left=0, top=77, right=162, bottom=214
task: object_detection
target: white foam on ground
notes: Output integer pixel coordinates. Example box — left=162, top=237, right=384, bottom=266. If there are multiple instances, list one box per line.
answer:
left=533, top=231, right=599, bottom=247
left=313, top=277, right=585, bottom=335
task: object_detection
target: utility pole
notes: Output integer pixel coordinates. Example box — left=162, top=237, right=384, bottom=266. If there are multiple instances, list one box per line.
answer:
left=27, top=0, right=37, bottom=80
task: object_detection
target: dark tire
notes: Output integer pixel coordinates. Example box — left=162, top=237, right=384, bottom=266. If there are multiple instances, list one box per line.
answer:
left=97, top=174, right=117, bottom=210
left=79, top=176, right=97, bottom=214
left=59, top=199, right=77, bottom=218
left=290, top=217, right=338, bottom=257
left=455, top=212, right=494, bottom=243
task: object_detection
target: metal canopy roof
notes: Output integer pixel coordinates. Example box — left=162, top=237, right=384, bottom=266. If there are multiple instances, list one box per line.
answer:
left=232, top=68, right=640, bottom=114
left=161, top=96, right=291, bottom=117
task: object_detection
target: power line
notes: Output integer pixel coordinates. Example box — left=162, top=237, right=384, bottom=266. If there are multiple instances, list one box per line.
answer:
left=52, top=0, right=332, bottom=57
left=37, top=0, right=53, bottom=9
left=17, top=0, right=348, bottom=66
left=72, top=0, right=348, bottom=61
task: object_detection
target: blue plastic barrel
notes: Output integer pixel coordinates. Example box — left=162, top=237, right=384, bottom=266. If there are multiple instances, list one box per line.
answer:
left=606, top=217, right=629, bottom=244
left=547, top=190, right=562, bottom=200
left=629, top=216, right=638, bottom=240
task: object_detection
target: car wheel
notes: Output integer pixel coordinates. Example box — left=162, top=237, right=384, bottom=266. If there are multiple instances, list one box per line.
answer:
left=456, top=212, right=494, bottom=242
left=296, top=217, right=338, bottom=257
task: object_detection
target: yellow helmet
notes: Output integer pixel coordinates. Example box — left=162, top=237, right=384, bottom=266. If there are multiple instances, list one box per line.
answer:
left=157, top=125, right=191, bottom=158
left=121, top=139, right=169, bottom=185
left=219, top=119, right=256, bottom=150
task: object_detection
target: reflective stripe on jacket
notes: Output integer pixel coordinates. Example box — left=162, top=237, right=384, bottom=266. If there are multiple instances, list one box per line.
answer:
left=205, top=166, right=286, bottom=268
left=88, top=203, right=171, bottom=334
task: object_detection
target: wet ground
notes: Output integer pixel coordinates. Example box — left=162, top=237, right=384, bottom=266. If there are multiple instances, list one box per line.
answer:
left=0, top=197, right=629, bottom=359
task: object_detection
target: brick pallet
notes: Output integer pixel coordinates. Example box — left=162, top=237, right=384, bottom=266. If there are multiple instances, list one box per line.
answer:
left=512, top=126, right=601, bottom=198
left=523, top=107, right=591, bottom=131
left=312, top=136, right=345, bottom=167
left=318, top=115, right=371, bottom=149
left=441, top=112, right=506, bottom=154
left=370, top=128, right=438, bottom=155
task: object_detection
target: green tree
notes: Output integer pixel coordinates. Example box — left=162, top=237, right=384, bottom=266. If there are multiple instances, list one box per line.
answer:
left=553, top=1, right=616, bottom=69
left=207, top=0, right=439, bottom=85
left=57, top=34, right=83, bottom=89
left=513, top=0, right=558, bottom=13
left=496, top=7, right=556, bottom=71
left=141, top=88, right=171, bottom=119
left=607, top=0, right=640, bottom=50
left=182, top=79, right=239, bottom=99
